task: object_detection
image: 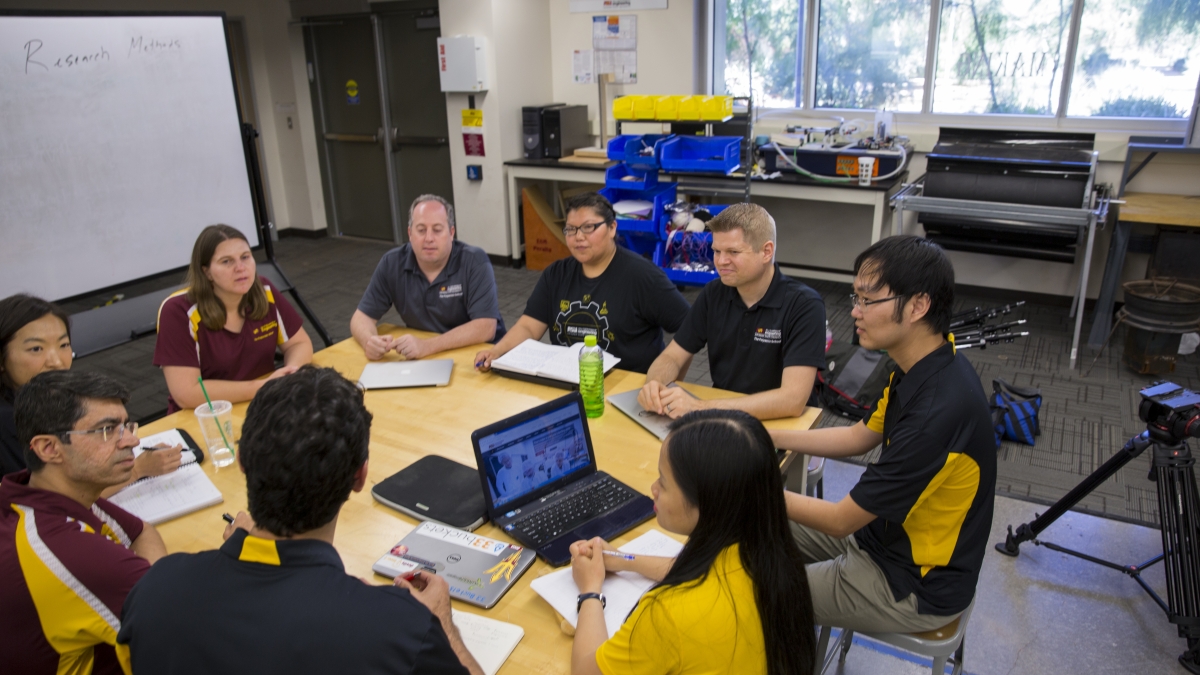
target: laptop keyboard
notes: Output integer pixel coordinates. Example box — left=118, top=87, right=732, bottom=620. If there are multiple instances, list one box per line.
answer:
left=510, top=476, right=640, bottom=546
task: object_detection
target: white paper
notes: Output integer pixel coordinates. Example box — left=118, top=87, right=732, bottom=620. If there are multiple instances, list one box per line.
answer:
left=612, top=199, right=653, bottom=216
left=595, top=50, right=637, bottom=84
left=132, top=429, right=196, bottom=465
left=529, top=529, right=684, bottom=638
left=107, top=462, right=223, bottom=524
left=573, top=49, right=593, bottom=85
left=592, top=15, right=637, bottom=51
left=452, top=610, right=524, bottom=675
left=491, top=339, right=620, bottom=384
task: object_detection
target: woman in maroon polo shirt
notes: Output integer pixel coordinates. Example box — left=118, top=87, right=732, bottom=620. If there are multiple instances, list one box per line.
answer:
left=154, top=225, right=313, bottom=414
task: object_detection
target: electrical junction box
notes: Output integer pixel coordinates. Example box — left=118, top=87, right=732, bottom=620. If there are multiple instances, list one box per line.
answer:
left=437, top=36, right=488, bottom=92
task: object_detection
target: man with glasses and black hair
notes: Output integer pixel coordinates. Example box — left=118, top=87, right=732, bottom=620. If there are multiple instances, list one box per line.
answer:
left=0, top=370, right=167, bottom=675
left=771, top=235, right=996, bottom=634
left=117, top=366, right=482, bottom=675
left=475, top=192, right=690, bottom=374
left=352, top=193, right=506, bottom=361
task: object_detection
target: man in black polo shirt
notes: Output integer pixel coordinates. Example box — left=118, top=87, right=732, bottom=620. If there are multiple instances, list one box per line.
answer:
left=639, top=202, right=826, bottom=420
left=116, top=366, right=482, bottom=675
left=351, top=194, right=506, bottom=361
left=475, top=192, right=690, bottom=374
left=772, top=236, right=996, bottom=633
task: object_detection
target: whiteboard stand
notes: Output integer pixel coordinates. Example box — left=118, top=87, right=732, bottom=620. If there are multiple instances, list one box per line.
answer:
left=242, top=123, right=333, bottom=349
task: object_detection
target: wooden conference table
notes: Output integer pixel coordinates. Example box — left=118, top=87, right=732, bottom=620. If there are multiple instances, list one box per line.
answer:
left=142, top=328, right=819, bottom=674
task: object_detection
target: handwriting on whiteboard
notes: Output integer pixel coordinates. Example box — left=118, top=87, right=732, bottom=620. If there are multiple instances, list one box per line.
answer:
left=22, top=36, right=181, bottom=74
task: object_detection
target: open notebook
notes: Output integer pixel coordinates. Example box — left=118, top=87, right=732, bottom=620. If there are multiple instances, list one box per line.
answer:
left=107, top=429, right=224, bottom=524
left=491, top=339, right=620, bottom=386
left=451, top=610, right=524, bottom=675
left=529, top=529, right=684, bottom=638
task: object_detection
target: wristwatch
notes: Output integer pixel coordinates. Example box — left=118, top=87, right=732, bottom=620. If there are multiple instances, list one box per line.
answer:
left=577, top=592, right=606, bottom=612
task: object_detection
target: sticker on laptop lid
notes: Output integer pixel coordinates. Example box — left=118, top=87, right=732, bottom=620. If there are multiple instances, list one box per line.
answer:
left=413, top=521, right=517, bottom=556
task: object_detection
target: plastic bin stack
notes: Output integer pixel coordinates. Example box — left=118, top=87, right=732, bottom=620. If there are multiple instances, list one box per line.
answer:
left=600, top=133, right=745, bottom=286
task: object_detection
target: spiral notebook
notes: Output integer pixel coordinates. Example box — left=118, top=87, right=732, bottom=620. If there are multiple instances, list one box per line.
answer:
left=107, top=429, right=224, bottom=524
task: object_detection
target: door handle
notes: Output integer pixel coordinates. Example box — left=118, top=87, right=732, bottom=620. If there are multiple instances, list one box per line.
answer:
left=390, top=128, right=449, bottom=149
left=324, top=127, right=386, bottom=146
left=324, top=132, right=377, bottom=143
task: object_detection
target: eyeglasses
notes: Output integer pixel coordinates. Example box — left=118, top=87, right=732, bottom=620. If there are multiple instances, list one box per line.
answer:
left=60, top=421, right=138, bottom=443
left=849, top=293, right=904, bottom=309
left=563, top=221, right=609, bottom=237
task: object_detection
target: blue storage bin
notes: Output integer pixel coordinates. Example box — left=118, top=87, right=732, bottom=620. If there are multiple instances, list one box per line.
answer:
left=657, top=202, right=730, bottom=239
left=605, top=163, right=658, bottom=190
left=658, top=136, right=742, bottom=174
left=653, top=232, right=719, bottom=286
left=599, top=183, right=677, bottom=237
left=605, top=134, right=674, bottom=170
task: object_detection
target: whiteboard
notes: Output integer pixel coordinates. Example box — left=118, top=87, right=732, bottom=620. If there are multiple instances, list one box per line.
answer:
left=0, top=14, right=259, bottom=301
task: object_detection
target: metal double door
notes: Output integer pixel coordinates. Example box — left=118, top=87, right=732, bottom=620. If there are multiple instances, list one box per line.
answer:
left=305, top=4, right=453, bottom=242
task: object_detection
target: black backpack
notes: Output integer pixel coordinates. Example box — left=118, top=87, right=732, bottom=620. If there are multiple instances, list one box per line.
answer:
left=816, top=342, right=897, bottom=422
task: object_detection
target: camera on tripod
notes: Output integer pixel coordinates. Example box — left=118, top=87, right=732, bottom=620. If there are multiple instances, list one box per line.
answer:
left=1139, top=382, right=1200, bottom=443
left=998, top=379, right=1200, bottom=673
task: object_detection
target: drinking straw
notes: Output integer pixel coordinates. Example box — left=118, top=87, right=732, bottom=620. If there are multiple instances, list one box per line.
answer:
left=197, top=376, right=234, bottom=457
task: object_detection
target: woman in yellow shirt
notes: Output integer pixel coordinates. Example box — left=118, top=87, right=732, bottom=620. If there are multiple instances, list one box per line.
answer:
left=569, top=409, right=816, bottom=675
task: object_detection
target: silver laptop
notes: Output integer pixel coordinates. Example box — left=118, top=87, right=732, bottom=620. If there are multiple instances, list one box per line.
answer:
left=608, top=385, right=697, bottom=440
left=357, top=359, right=453, bottom=390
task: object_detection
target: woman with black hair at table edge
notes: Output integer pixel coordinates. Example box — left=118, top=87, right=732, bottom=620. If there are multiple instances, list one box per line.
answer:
left=154, top=225, right=313, bottom=414
left=567, top=409, right=816, bottom=675
left=0, top=294, right=182, bottom=488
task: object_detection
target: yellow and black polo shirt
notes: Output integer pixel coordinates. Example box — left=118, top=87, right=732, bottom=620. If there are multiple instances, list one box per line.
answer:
left=851, top=341, right=996, bottom=616
left=116, top=529, right=468, bottom=674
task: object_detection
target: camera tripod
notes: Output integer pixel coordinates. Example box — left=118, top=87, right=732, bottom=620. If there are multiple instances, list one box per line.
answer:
left=995, top=426, right=1200, bottom=673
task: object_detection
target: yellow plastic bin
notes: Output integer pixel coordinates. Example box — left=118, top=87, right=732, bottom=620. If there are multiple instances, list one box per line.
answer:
left=701, top=95, right=733, bottom=121
left=677, top=95, right=702, bottom=121
left=612, top=95, right=638, bottom=120
left=633, top=95, right=658, bottom=120
left=654, top=96, right=680, bottom=121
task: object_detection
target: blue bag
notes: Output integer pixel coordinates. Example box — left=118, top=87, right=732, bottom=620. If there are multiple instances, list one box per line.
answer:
left=992, top=379, right=1042, bottom=447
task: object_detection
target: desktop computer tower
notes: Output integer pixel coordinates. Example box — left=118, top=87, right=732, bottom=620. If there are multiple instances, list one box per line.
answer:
left=522, top=103, right=563, bottom=159
left=542, top=105, right=589, bottom=159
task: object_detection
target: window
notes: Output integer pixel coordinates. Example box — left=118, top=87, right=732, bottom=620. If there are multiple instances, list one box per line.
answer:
left=932, top=0, right=1070, bottom=114
left=1067, top=0, right=1200, bottom=118
left=714, top=0, right=1200, bottom=120
left=816, top=0, right=929, bottom=111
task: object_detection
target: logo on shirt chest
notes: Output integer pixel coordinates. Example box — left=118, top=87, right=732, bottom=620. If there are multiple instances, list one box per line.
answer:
left=553, top=299, right=613, bottom=348
left=754, top=327, right=782, bottom=344
left=253, top=321, right=278, bottom=342
left=439, top=283, right=463, bottom=299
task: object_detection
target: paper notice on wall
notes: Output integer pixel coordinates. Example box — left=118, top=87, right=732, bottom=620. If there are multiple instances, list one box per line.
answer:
left=592, top=15, right=636, bottom=51
left=596, top=50, right=637, bottom=84
left=461, top=109, right=483, bottom=127
left=573, top=50, right=594, bottom=84
left=572, top=0, right=667, bottom=11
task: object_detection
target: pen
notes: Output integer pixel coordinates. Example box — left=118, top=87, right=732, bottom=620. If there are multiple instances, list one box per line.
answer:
left=142, top=444, right=164, bottom=451
left=602, top=551, right=636, bottom=561
left=475, top=360, right=485, bottom=368
left=222, top=513, right=234, bottom=524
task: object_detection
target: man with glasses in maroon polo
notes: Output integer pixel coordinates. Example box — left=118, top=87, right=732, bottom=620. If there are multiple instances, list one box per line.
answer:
left=0, top=370, right=166, bottom=675
left=475, top=192, right=690, bottom=374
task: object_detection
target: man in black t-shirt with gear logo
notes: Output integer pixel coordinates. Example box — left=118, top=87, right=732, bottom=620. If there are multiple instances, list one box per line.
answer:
left=475, top=193, right=690, bottom=374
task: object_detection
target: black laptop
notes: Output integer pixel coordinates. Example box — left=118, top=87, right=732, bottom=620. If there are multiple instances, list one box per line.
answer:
left=471, top=392, right=655, bottom=566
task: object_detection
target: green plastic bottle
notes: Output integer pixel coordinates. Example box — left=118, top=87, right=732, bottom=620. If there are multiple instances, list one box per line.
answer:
left=579, top=334, right=605, bottom=418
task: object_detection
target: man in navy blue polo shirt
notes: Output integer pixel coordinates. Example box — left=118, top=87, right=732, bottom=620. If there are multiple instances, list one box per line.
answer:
left=771, top=236, right=996, bottom=634
left=351, top=194, right=505, bottom=361
left=116, top=366, right=482, bottom=674
left=639, top=202, right=826, bottom=420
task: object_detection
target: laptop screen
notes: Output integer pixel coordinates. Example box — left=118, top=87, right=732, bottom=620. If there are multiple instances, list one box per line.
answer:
left=476, top=398, right=593, bottom=509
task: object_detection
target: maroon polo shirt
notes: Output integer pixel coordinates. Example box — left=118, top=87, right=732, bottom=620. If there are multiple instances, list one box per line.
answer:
left=0, top=470, right=149, bottom=675
left=153, top=278, right=304, bottom=413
